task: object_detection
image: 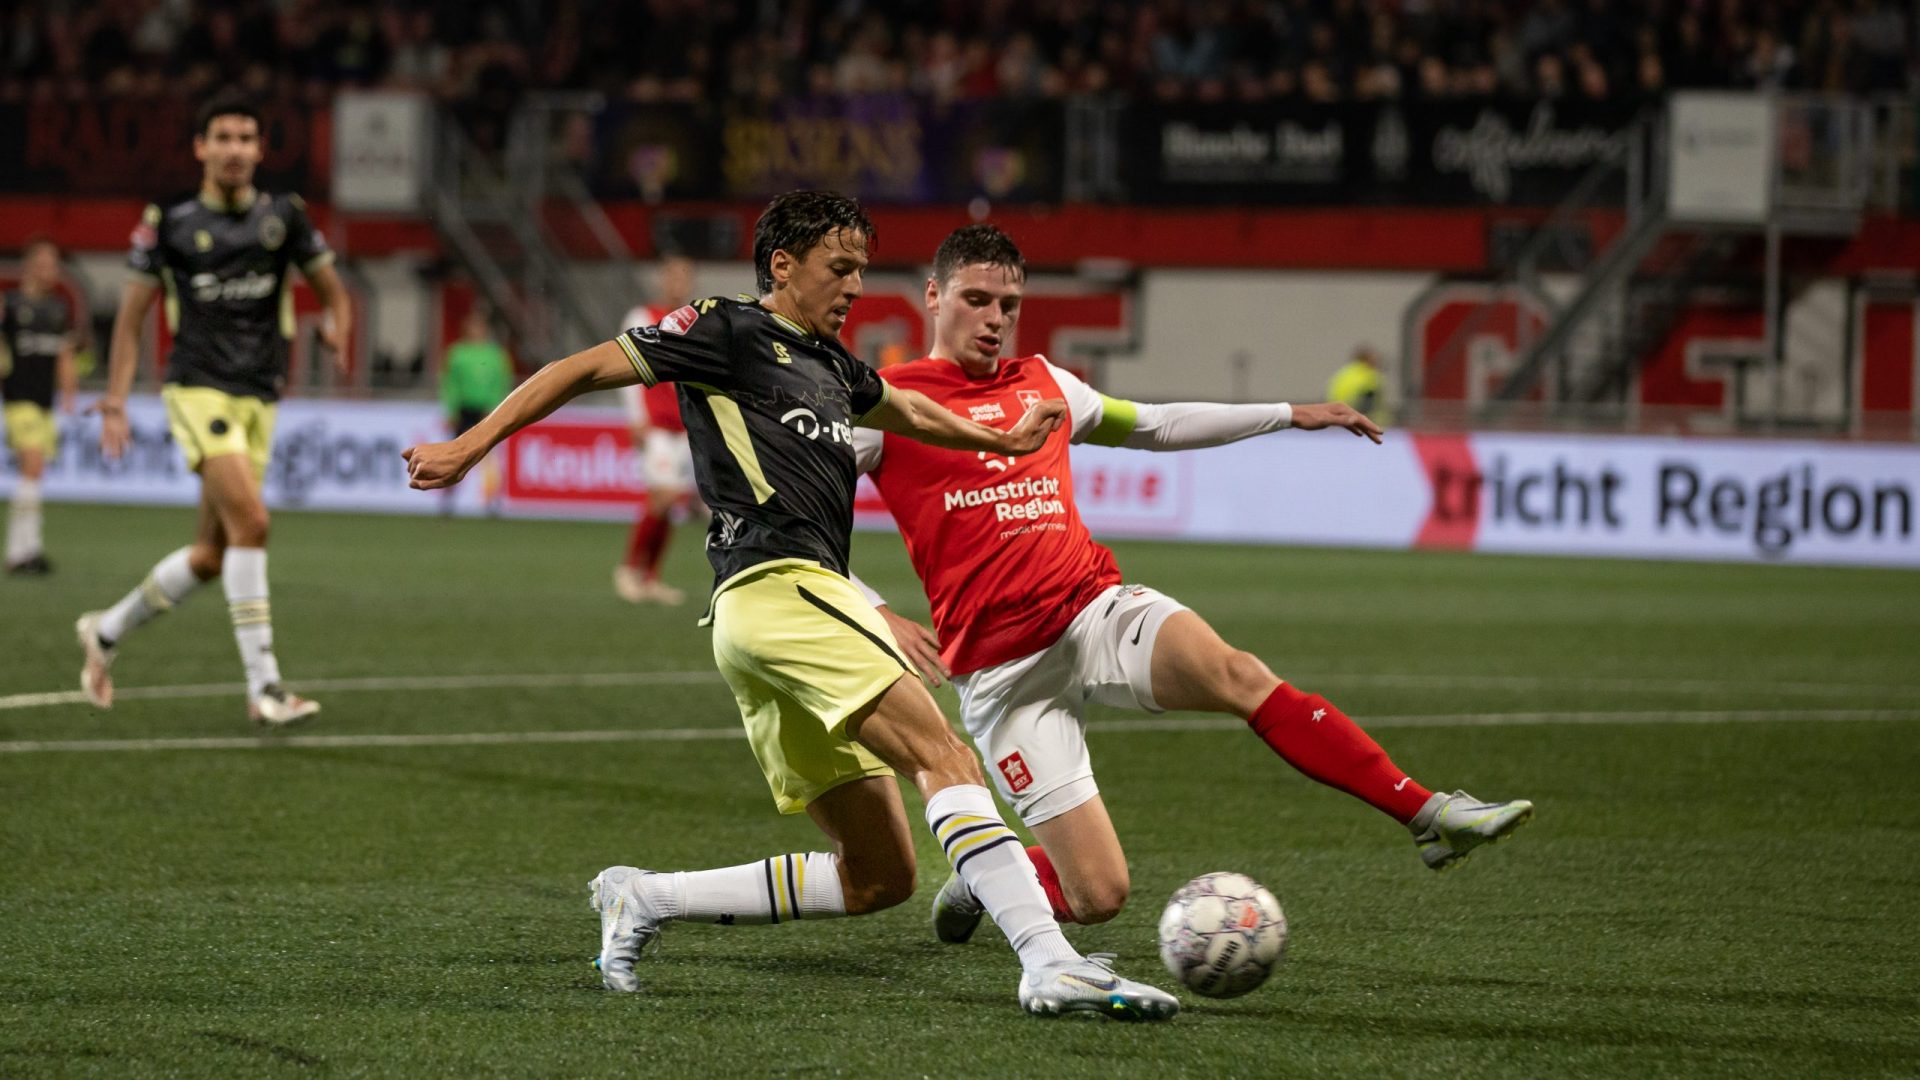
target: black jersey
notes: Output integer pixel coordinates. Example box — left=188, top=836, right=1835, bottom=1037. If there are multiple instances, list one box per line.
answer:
left=126, top=190, right=331, bottom=403
left=0, top=289, right=72, bottom=409
left=616, top=297, right=890, bottom=593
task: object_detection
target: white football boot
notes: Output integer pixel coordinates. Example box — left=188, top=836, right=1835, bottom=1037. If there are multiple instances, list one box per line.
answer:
left=75, top=612, right=116, bottom=709
left=1018, top=954, right=1180, bottom=1021
left=589, top=865, right=665, bottom=992
left=249, top=685, right=321, bottom=728
left=1410, top=790, right=1535, bottom=871
left=931, top=871, right=985, bottom=944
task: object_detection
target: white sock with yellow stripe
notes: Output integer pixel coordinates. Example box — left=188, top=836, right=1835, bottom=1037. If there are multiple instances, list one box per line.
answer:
left=654, top=853, right=845, bottom=925
left=926, top=784, right=1079, bottom=974
left=97, top=546, right=203, bottom=644
left=222, top=547, right=281, bottom=697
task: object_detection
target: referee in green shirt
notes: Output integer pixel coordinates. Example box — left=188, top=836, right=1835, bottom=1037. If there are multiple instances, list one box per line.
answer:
left=439, top=305, right=514, bottom=510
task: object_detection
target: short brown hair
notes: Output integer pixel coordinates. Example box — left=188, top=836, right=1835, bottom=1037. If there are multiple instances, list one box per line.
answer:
left=933, top=224, right=1025, bottom=286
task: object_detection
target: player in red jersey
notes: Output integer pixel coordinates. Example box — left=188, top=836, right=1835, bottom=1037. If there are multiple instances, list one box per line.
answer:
left=615, top=255, right=700, bottom=605
left=850, top=225, right=1534, bottom=941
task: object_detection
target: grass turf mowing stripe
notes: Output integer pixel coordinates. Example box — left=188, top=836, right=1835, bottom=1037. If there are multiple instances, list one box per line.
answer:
left=4, top=708, right=1916, bottom=754
left=4, top=670, right=1914, bottom=712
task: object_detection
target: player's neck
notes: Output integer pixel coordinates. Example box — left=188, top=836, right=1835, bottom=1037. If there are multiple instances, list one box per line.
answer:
left=18, top=279, right=50, bottom=300
left=927, top=344, right=999, bottom=379
left=758, top=293, right=819, bottom=339
left=199, top=178, right=257, bottom=212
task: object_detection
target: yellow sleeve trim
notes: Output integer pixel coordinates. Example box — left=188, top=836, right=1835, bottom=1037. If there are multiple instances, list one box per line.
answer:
left=853, top=380, right=892, bottom=426
left=616, top=334, right=657, bottom=386
left=301, top=250, right=336, bottom=275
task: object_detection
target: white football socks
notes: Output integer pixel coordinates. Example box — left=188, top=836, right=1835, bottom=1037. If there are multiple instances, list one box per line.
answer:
left=924, top=784, right=1079, bottom=973
left=222, top=547, right=282, bottom=697
left=5, top=477, right=41, bottom=565
left=97, top=546, right=203, bottom=644
left=651, top=853, right=846, bottom=925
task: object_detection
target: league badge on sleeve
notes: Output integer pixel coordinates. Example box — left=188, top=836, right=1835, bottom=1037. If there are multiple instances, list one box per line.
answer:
left=659, top=305, right=700, bottom=336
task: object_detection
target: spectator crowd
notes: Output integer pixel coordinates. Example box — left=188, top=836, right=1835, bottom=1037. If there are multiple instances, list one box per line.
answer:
left=2, top=0, right=1913, bottom=109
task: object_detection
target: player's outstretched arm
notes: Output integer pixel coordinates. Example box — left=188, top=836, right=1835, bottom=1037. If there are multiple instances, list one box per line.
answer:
left=96, top=279, right=159, bottom=457
left=405, top=339, right=636, bottom=490
left=862, top=385, right=1065, bottom=455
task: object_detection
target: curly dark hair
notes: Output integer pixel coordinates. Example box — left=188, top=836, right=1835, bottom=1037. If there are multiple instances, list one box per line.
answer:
left=752, top=190, right=877, bottom=295
left=195, top=88, right=262, bottom=137
left=932, top=223, right=1026, bottom=287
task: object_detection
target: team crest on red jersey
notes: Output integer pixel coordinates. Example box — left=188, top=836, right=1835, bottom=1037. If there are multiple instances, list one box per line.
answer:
left=658, top=305, right=700, bottom=335
left=1016, top=389, right=1043, bottom=414
left=997, top=751, right=1033, bottom=793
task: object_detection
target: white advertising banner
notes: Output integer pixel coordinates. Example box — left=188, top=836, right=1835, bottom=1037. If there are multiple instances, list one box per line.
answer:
left=5, top=397, right=1916, bottom=568
left=332, top=90, right=433, bottom=214
left=1667, top=91, right=1775, bottom=224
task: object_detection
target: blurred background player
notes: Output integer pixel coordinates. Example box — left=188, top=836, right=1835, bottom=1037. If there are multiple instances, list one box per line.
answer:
left=1327, top=344, right=1384, bottom=418
left=438, top=302, right=513, bottom=514
left=850, top=225, right=1533, bottom=938
left=614, top=254, right=697, bottom=605
left=1, top=238, right=78, bottom=576
left=403, top=191, right=1178, bottom=1020
left=76, top=90, right=352, bottom=727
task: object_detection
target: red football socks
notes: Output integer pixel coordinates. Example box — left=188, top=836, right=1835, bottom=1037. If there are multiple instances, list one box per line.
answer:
left=1025, top=844, right=1078, bottom=924
left=1246, top=682, right=1432, bottom=823
left=624, top=509, right=671, bottom=575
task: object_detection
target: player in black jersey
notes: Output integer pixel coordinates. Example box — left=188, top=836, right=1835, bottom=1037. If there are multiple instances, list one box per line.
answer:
left=77, top=90, right=353, bottom=728
left=1, top=237, right=78, bottom=575
left=403, top=191, right=1180, bottom=1019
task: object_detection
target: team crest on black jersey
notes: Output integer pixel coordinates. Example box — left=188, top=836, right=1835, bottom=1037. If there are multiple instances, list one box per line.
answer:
left=260, top=215, right=286, bottom=251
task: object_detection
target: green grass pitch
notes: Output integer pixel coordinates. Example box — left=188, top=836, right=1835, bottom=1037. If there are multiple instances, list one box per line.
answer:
left=2, top=504, right=1917, bottom=1077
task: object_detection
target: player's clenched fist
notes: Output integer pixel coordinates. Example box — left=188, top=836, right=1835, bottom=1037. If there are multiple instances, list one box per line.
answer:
left=403, top=440, right=479, bottom=489
left=1002, top=397, right=1066, bottom=455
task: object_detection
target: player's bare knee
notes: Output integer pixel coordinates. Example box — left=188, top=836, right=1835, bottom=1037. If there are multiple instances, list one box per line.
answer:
left=187, top=544, right=224, bottom=580
left=1069, top=877, right=1130, bottom=925
left=843, top=860, right=916, bottom=915
left=1220, top=649, right=1280, bottom=716
left=228, top=508, right=270, bottom=547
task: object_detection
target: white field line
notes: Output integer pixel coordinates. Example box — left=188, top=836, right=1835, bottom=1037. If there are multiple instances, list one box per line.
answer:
left=1, top=708, right=1916, bottom=755
left=2, top=669, right=1914, bottom=714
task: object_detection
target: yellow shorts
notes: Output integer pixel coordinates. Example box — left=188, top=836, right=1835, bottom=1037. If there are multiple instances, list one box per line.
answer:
left=710, top=561, right=909, bottom=814
left=3, top=401, right=56, bottom=459
left=161, top=385, right=276, bottom=478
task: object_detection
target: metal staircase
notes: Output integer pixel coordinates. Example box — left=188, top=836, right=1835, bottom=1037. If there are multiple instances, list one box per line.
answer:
left=429, top=104, right=646, bottom=365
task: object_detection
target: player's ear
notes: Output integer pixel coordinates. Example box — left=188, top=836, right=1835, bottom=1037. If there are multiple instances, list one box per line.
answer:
left=193, top=134, right=207, bottom=163
left=924, top=276, right=940, bottom=315
left=768, top=248, right=795, bottom=289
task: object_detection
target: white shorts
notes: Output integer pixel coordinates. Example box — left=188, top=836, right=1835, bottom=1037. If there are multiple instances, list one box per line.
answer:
left=952, top=583, right=1189, bottom=827
left=641, top=429, right=693, bottom=491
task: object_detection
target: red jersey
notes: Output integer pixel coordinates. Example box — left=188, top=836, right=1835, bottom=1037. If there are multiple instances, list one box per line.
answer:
left=869, top=355, right=1121, bottom=676
left=622, top=305, right=686, bottom=432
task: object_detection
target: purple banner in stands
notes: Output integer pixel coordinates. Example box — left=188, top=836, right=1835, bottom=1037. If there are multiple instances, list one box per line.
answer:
left=589, top=96, right=1064, bottom=205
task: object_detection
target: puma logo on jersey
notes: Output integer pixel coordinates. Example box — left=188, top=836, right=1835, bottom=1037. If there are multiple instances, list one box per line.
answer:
left=772, top=342, right=792, bottom=364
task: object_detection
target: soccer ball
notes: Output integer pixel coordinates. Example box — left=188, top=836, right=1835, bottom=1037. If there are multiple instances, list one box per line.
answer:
left=1156, top=871, right=1288, bottom=998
